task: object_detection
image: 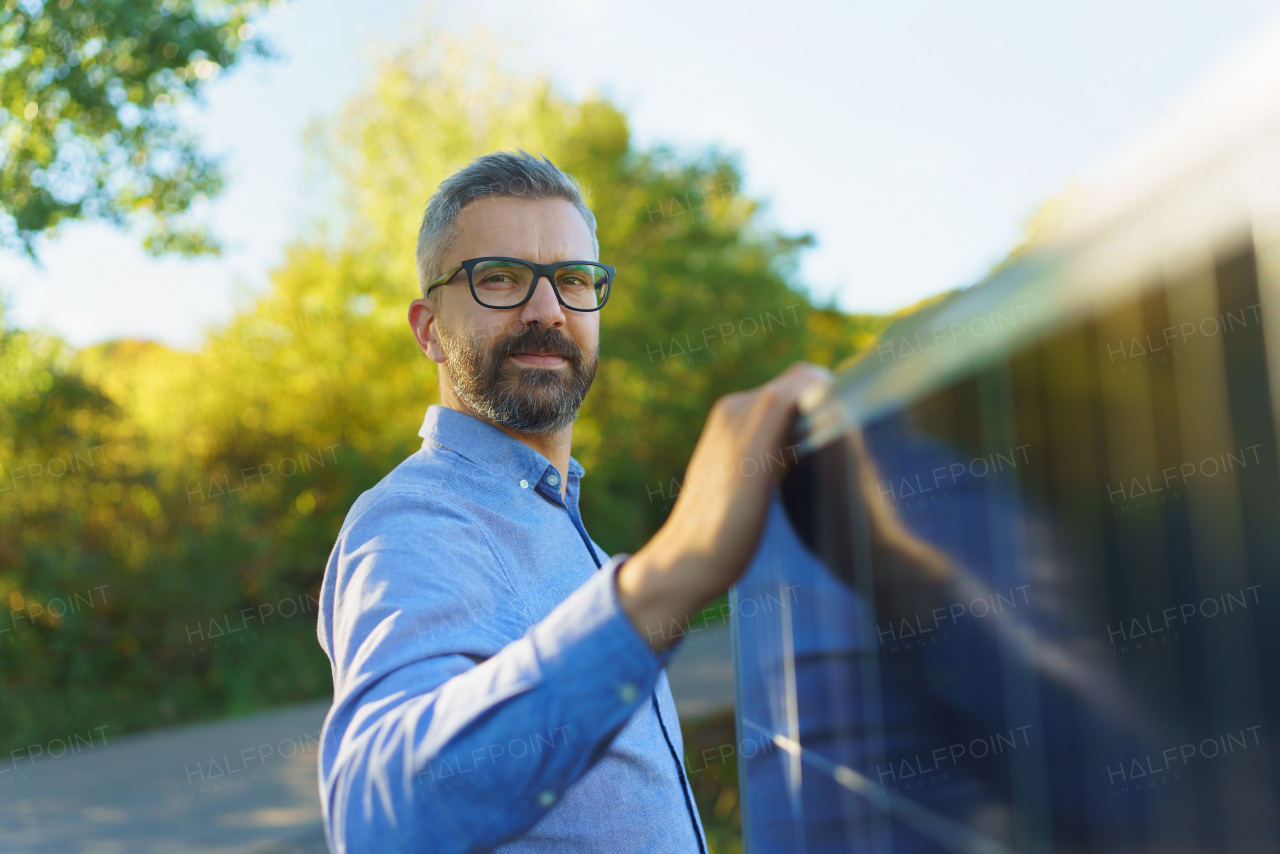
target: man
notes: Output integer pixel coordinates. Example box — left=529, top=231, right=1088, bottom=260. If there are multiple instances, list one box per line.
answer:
left=316, top=150, right=828, bottom=853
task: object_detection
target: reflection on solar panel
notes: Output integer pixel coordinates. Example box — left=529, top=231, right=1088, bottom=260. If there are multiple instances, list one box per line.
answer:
left=732, top=18, right=1280, bottom=854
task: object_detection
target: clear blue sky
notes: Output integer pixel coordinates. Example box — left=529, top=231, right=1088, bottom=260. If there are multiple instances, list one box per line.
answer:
left=4, top=0, right=1279, bottom=349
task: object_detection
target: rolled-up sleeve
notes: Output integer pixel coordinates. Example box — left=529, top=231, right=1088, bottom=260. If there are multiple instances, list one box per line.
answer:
left=316, top=489, right=677, bottom=853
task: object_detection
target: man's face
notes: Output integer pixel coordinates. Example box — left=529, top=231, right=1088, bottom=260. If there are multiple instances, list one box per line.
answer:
left=411, top=196, right=601, bottom=435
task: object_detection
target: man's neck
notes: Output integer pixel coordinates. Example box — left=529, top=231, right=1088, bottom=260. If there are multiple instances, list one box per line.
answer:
left=438, top=394, right=572, bottom=500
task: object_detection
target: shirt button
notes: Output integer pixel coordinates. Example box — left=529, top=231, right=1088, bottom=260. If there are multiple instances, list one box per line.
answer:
left=547, top=473, right=560, bottom=486
left=537, top=789, right=557, bottom=808
left=519, top=479, right=529, bottom=489
left=617, top=682, right=639, bottom=703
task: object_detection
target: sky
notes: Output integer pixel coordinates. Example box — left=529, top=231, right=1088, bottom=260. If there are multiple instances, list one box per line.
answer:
left=4, top=0, right=1280, bottom=349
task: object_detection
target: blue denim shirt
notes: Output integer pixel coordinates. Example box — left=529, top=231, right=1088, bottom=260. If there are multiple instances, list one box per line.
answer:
left=316, top=405, right=707, bottom=853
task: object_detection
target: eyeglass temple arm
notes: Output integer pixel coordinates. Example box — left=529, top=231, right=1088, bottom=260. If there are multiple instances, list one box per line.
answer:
left=425, top=263, right=465, bottom=295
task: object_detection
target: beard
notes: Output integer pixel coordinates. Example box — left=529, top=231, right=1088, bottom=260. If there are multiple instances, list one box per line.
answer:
left=438, top=322, right=598, bottom=435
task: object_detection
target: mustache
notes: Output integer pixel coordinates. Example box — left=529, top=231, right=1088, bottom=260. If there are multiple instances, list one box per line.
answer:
left=493, top=326, right=583, bottom=364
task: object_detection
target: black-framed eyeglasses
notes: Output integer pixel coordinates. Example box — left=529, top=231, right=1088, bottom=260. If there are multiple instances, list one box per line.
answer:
left=425, top=257, right=616, bottom=312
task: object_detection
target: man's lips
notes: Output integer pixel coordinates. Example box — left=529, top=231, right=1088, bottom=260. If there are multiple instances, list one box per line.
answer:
left=510, top=352, right=568, bottom=366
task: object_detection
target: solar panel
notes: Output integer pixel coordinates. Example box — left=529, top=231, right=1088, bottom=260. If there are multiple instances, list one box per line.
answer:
left=732, top=20, right=1280, bottom=853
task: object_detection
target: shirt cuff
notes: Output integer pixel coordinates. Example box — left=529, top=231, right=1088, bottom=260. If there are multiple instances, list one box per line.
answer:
left=603, top=553, right=686, bottom=668
left=525, top=554, right=680, bottom=716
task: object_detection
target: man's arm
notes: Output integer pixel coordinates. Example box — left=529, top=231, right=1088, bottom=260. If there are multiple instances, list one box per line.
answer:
left=318, top=493, right=680, bottom=853
left=617, top=363, right=833, bottom=651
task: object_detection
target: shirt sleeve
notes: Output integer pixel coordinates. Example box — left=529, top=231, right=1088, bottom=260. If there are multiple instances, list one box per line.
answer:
left=315, top=489, right=681, bottom=853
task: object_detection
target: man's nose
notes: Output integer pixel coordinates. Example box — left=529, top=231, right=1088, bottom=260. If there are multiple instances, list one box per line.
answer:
left=519, top=275, right=567, bottom=326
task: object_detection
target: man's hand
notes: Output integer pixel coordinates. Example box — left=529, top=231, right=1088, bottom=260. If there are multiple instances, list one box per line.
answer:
left=616, top=362, right=832, bottom=652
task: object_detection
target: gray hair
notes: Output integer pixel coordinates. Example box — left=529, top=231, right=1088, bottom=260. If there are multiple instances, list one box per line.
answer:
left=415, top=150, right=599, bottom=298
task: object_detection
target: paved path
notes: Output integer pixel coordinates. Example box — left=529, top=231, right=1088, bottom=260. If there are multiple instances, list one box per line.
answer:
left=0, top=624, right=733, bottom=852
left=1, top=702, right=333, bottom=853
left=666, top=618, right=735, bottom=718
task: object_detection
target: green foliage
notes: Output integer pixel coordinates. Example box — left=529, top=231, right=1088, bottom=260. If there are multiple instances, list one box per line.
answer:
left=0, top=0, right=275, bottom=255
left=0, top=35, right=889, bottom=852
left=682, top=710, right=744, bottom=854
left=294, top=30, right=891, bottom=549
left=0, top=323, right=343, bottom=746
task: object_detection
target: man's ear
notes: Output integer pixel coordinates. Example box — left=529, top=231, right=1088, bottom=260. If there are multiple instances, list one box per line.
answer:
left=408, top=297, right=447, bottom=364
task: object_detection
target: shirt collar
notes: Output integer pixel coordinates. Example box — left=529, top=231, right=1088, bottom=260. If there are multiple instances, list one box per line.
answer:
left=417, top=404, right=586, bottom=498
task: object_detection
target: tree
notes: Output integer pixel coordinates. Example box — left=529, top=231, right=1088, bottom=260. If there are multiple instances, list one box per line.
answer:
left=0, top=24, right=890, bottom=769
left=0, top=0, right=275, bottom=256
left=203, top=29, right=890, bottom=550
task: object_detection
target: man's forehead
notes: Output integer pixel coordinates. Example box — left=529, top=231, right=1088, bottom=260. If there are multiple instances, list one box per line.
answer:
left=450, top=196, right=594, bottom=262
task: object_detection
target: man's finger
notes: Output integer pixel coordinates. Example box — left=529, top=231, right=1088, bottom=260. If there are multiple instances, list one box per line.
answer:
left=759, top=362, right=833, bottom=428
